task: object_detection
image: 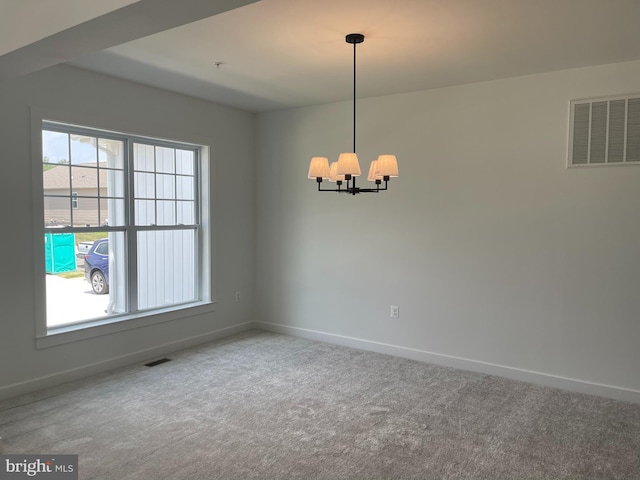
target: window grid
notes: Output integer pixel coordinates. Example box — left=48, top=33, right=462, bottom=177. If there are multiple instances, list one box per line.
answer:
left=133, top=143, right=196, bottom=227
left=43, top=133, right=126, bottom=228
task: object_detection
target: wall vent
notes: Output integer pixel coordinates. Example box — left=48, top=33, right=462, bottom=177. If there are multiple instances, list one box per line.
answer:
left=145, top=358, right=172, bottom=367
left=569, top=95, right=640, bottom=167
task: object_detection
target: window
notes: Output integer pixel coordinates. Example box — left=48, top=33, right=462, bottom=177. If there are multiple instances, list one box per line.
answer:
left=40, top=120, right=210, bottom=333
left=94, top=241, right=108, bottom=255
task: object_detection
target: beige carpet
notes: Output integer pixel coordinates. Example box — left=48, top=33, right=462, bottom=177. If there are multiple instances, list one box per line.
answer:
left=1, top=330, right=639, bottom=479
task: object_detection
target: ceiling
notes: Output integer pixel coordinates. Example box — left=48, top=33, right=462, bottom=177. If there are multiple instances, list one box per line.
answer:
left=0, top=0, right=139, bottom=56
left=3, top=0, right=640, bottom=112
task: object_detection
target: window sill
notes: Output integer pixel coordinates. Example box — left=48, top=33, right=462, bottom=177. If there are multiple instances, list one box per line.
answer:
left=36, top=301, right=216, bottom=349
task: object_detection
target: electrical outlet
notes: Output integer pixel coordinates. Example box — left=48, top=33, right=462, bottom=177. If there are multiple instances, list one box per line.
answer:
left=235, top=291, right=241, bottom=302
left=390, top=305, right=399, bottom=319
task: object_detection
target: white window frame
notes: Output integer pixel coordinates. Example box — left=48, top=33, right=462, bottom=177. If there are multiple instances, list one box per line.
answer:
left=31, top=107, right=215, bottom=349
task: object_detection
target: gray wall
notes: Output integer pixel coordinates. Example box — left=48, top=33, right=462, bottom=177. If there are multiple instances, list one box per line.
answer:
left=255, top=60, right=640, bottom=399
left=0, top=65, right=255, bottom=396
left=2, top=59, right=640, bottom=402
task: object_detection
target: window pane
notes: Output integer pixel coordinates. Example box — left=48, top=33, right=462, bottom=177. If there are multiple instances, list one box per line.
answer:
left=70, top=134, right=98, bottom=165
left=43, top=164, right=71, bottom=196
left=156, top=147, right=175, bottom=173
left=105, top=169, right=125, bottom=198
left=135, top=199, right=155, bottom=226
left=157, top=200, right=176, bottom=225
left=46, top=232, right=127, bottom=327
left=135, top=172, right=155, bottom=198
left=42, top=130, right=69, bottom=165
left=134, top=143, right=155, bottom=171
left=156, top=174, right=175, bottom=200
left=176, top=150, right=194, bottom=175
left=71, top=165, right=98, bottom=192
left=176, top=175, right=194, bottom=200
left=44, top=196, right=71, bottom=226
left=73, top=197, right=100, bottom=227
left=177, top=201, right=195, bottom=225
left=99, top=138, right=124, bottom=169
left=101, top=198, right=125, bottom=227
left=137, top=229, right=196, bottom=310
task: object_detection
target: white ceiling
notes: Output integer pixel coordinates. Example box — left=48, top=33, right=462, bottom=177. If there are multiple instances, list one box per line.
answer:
left=3, top=0, right=640, bottom=112
left=0, top=0, right=139, bottom=56
left=0, top=0, right=258, bottom=80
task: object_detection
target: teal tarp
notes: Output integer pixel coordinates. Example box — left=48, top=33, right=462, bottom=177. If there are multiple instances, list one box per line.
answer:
left=45, top=233, right=77, bottom=274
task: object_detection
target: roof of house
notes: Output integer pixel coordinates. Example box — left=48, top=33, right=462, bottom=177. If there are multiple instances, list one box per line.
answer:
left=43, top=163, right=109, bottom=190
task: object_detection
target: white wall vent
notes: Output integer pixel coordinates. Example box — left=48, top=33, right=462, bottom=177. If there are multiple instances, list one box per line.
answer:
left=569, top=95, right=640, bottom=167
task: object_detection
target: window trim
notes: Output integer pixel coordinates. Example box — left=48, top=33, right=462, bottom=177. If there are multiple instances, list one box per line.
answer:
left=31, top=107, right=215, bottom=348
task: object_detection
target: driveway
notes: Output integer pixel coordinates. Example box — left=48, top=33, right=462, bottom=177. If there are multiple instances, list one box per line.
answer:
left=46, top=274, right=109, bottom=327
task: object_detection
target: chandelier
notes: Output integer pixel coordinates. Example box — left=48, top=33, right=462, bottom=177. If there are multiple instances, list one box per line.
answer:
left=307, top=33, right=399, bottom=195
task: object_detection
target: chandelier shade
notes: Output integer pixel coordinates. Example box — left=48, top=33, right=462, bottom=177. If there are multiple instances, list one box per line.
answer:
left=376, top=155, right=399, bottom=177
left=308, top=33, right=398, bottom=195
left=367, top=160, right=380, bottom=181
left=308, top=156, right=331, bottom=179
left=337, top=152, right=361, bottom=176
left=329, top=162, right=345, bottom=182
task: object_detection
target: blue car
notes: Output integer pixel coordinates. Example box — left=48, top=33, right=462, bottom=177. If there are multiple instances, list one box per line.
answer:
left=84, top=238, right=109, bottom=294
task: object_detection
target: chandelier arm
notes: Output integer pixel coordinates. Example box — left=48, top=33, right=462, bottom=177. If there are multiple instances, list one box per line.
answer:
left=317, top=188, right=354, bottom=193
left=317, top=184, right=341, bottom=192
left=316, top=185, right=389, bottom=194
left=357, top=182, right=389, bottom=193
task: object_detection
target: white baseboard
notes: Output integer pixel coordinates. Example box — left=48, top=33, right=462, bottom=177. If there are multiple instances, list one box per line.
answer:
left=0, top=322, right=253, bottom=401
left=253, top=321, right=640, bottom=405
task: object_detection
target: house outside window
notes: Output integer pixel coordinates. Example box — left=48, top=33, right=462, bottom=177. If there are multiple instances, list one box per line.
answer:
left=40, top=120, right=210, bottom=333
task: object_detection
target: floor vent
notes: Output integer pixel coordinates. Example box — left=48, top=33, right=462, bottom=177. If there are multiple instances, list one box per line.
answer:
left=145, top=358, right=172, bottom=367
left=569, top=94, right=640, bottom=167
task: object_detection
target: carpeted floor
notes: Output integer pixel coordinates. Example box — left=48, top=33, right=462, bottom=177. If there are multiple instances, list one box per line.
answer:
left=1, top=330, right=639, bottom=479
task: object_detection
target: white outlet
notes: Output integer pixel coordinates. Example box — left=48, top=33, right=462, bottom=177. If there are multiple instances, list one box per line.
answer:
left=390, top=305, right=400, bottom=319
left=235, top=291, right=241, bottom=302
